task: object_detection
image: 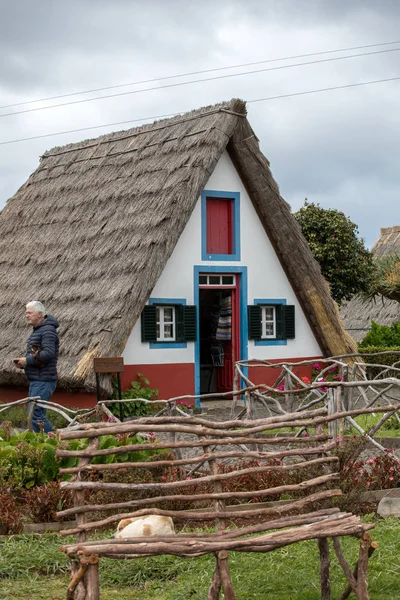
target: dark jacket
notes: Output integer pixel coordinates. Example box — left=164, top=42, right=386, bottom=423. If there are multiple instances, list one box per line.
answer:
left=25, top=315, right=59, bottom=381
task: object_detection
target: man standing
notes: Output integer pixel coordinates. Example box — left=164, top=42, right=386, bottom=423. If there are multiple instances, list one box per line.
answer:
left=14, top=301, right=59, bottom=433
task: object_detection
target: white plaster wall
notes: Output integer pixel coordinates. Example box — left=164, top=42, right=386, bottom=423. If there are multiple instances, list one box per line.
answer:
left=122, top=151, right=322, bottom=365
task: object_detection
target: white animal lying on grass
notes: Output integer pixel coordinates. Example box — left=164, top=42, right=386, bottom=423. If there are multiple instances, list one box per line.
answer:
left=113, top=515, right=175, bottom=538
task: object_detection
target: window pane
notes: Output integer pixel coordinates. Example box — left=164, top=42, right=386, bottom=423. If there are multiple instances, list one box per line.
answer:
left=199, top=275, right=207, bottom=284
left=163, top=307, right=173, bottom=322
left=209, top=275, right=220, bottom=285
left=156, top=324, right=160, bottom=339
left=156, top=307, right=160, bottom=322
left=265, top=307, right=274, bottom=321
left=222, top=275, right=234, bottom=285
left=164, top=324, right=173, bottom=338
left=265, top=322, right=274, bottom=336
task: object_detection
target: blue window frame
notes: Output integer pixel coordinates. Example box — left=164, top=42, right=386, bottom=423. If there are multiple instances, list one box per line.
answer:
left=148, top=298, right=187, bottom=349
left=253, top=299, right=287, bottom=346
left=201, top=190, right=241, bottom=261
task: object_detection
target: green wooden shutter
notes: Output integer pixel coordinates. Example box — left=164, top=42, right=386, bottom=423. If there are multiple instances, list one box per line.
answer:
left=248, top=305, right=262, bottom=340
left=141, top=305, right=157, bottom=342
left=183, top=305, right=197, bottom=341
left=275, top=305, right=285, bottom=340
left=175, top=305, right=185, bottom=342
left=283, top=305, right=295, bottom=339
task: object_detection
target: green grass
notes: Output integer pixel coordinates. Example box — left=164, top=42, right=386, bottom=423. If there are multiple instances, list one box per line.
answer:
left=351, top=413, right=400, bottom=438
left=264, top=412, right=400, bottom=439
left=0, top=404, right=71, bottom=430
left=1, top=517, right=400, bottom=599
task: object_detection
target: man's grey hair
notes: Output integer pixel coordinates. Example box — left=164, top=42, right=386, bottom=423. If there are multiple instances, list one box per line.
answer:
left=26, top=301, right=46, bottom=315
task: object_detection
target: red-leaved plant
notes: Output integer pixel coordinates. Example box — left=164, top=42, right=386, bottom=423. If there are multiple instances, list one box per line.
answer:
left=22, top=481, right=73, bottom=523
left=0, top=487, right=24, bottom=534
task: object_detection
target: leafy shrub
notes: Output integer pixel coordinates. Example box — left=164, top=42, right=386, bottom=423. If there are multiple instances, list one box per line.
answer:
left=0, top=487, right=23, bottom=534
left=0, top=426, right=163, bottom=491
left=356, top=345, right=400, bottom=378
left=359, top=321, right=400, bottom=348
left=0, top=429, right=59, bottom=489
left=110, top=373, right=159, bottom=419
left=334, top=436, right=400, bottom=513
left=381, top=414, right=400, bottom=432
left=22, top=482, right=73, bottom=523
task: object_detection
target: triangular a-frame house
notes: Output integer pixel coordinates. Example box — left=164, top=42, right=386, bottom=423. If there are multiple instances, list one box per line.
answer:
left=0, top=99, right=357, bottom=407
left=340, top=226, right=400, bottom=342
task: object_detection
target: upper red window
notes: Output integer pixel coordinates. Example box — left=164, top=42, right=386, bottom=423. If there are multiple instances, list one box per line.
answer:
left=206, top=197, right=233, bottom=255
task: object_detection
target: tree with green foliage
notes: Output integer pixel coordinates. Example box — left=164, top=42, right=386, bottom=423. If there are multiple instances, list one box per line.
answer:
left=294, top=201, right=374, bottom=304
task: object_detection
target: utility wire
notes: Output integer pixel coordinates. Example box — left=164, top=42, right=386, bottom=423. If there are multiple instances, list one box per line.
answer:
left=1, top=75, right=399, bottom=147
left=2, top=38, right=400, bottom=110
left=1, top=47, right=399, bottom=119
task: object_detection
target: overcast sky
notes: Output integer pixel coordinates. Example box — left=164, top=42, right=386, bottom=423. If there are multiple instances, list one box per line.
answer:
left=1, top=0, right=399, bottom=247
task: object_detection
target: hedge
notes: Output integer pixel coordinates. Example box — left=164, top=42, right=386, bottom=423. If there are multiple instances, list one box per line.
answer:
left=356, top=347, right=400, bottom=379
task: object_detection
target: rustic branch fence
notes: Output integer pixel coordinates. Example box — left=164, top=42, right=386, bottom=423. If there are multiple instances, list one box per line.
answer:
left=2, top=353, right=400, bottom=599
left=2, top=352, right=400, bottom=445
left=56, top=400, right=400, bottom=600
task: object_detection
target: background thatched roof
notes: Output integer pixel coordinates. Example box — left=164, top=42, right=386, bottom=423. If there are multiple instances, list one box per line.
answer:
left=340, top=226, right=400, bottom=342
left=0, top=98, right=356, bottom=393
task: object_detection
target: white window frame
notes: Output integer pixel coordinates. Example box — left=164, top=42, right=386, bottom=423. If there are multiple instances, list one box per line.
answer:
left=199, top=274, right=236, bottom=287
left=261, top=305, right=276, bottom=339
left=156, top=305, right=176, bottom=342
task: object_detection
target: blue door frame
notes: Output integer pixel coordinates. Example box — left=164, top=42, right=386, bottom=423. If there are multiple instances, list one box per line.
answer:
left=193, top=265, right=248, bottom=407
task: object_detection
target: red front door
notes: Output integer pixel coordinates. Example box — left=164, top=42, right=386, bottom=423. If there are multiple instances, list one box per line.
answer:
left=199, top=275, right=240, bottom=396
left=216, top=286, right=239, bottom=394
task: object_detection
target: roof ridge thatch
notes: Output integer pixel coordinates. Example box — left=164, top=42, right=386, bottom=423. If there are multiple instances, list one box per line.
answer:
left=371, top=226, right=400, bottom=257
left=0, top=98, right=355, bottom=393
left=43, top=101, right=247, bottom=158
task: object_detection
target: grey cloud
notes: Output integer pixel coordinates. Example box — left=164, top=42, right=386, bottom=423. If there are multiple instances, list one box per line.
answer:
left=1, top=0, right=399, bottom=249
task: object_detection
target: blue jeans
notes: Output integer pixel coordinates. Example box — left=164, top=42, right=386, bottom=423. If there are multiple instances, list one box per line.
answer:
left=28, top=380, right=57, bottom=433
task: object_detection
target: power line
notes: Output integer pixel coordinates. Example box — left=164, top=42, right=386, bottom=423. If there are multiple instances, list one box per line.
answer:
left=247, top=76, right=400, bottom=103
left=1, top=75, right=399, bottom=147
left=1, top=47, right=399, bottom=120
left=2, top=39, right=400, bottom=110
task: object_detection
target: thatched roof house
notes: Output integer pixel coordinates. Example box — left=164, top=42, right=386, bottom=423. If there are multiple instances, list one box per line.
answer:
left=0, top=98, right=356, bottom=398
left=340, top=226, right=400, bottom=342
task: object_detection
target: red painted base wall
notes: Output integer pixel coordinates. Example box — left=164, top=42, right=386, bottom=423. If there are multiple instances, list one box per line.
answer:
left=0, top=386, right=97, bottom=409
left=122, top=363, right=195, bottom=401
left=247, top=356, right=322, bottom=387
left=0, top=357, right=322, bottom=411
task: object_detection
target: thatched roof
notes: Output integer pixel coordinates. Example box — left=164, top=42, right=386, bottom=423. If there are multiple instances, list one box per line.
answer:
left=340, top=226, right=400, bottom=342
left=0, top=98, right=356, bottom=393
left=371, top=226, right=400, bottom=257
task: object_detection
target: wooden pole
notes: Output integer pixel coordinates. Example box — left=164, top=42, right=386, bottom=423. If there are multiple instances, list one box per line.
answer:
left=327, top=389, right=337, bottom=439
left=208, top=556, right=221, bottom=600
left=336, top=386, right=344, bottom=444
left=86, top=555, right=100, bottom=600
left=332, top=537, right=358, bottom=597
left=230, top=366, right=240, bottom=418
left=71, top=438, right=99, bottom=599
left=317, top=538, right=331, bottom=600
left=204, top=438, right=228, bottom=600
left=338, top=539, right=377, bottom=600
left=67, top=560, right=88, bottom=600
left=355, top=533, right=371, bottom=600
left=218, top=550, right=236, bottom=600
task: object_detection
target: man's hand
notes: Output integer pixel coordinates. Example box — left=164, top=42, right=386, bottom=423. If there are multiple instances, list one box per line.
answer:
left=13, top=357, right=26, bottom=369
